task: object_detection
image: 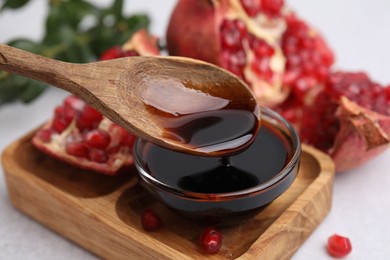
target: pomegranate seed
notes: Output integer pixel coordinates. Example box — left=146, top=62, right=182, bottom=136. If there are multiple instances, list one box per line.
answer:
left=120, top=132, right=136, bottom=147
left=64, top=95, right=84, bottom=111
left=240, top=0, right=261, bottom=17
left=226, top=63, right=245, bottom=79
left=220, top=19, right=244, bottom=50
left=88, top=148, right=108, bottom=163
left=250, top=38, right=274, bottom=57
left=198, top=227, right=222, bottom=254
left=63, top=106, right=76, bottom=124
left=280, top=108, right=298, bottom=123
left=76, top=105, right=103, bottom=130
left=141, top=209, right=162, bottom=231
left=228, top=49, right=247, bottom=67
left=38, top=129, right=52, bottom=142
left=54, top=106, right=64, bottom=118
left=83, top=129, right=111, bottom=149
left=65, top=142, right=88, bottom=158
left=107, top=145, right=121, bottom=154
left=261, top=0, right=284, bottom=16
left=51, top=117, right=69, bottom=133
left=327, top=234, right=352, bottom=258
left=82, top=105, right=102, bottom=120
left=110, top=124, right=135, bottom=147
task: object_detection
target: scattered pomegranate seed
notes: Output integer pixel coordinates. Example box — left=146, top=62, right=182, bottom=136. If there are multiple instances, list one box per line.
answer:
left=198, top=227, right=222, bottom=254
left=327, top=234, right=352, bottom=258
left=141, top=209, right=162, bottom=232
left=83, top=129, right=111, bottom=149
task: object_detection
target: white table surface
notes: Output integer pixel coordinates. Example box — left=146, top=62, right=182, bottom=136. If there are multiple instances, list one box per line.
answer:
left=1, top=1, right=390, bottom=259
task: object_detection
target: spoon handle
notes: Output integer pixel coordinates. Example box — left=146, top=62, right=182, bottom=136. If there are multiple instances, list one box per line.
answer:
left=0, top=44, right=79, bottom=93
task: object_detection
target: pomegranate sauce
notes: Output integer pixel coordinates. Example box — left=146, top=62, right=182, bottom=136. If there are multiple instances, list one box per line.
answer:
left=142, top=77, right=261, bottom=156
left=142, top=121, right=292, bottom=193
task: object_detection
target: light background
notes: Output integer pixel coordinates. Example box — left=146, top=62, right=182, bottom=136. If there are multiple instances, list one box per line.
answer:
left=1, top=1, right=390, bottom=259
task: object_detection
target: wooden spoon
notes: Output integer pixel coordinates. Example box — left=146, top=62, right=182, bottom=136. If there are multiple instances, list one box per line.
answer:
left=0, top=44, right=260, bottom=156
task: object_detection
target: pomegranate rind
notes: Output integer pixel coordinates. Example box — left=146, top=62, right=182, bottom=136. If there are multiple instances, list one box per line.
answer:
left=122, top=29, right=160, bottom=56
left=166, top=0, right=222, bottom=65
left=331, top=97, right=390, bottom=172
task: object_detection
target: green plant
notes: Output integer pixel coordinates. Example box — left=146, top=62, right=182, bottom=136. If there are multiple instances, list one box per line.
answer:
left=0, top=0, right=149, bottom=105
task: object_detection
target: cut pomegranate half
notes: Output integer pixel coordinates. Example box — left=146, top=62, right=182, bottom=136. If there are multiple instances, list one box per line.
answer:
left=281, top=71, right=390, bottom=172
left=166, top=0, right=334, bottom=107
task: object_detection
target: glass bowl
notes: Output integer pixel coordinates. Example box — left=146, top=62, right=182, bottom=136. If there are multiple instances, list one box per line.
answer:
left=133, top=107, right=301, bottom=218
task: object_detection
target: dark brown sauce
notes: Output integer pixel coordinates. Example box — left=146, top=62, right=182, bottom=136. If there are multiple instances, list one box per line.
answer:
left=142, top=77, right=260, bottom=156
left=143, top=122, right=292, bottom=194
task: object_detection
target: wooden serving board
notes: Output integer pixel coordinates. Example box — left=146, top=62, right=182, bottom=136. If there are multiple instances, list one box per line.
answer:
left=2, top=130, right=334, bottom=260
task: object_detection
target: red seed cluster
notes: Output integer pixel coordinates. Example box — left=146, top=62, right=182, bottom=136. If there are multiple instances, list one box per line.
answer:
left=299, top=71, right=389, bottom=152
left=220, top=19, right=248, bottom=79
left=220, top=18, right=275, bottom=82
left=39, top=95, right=135, bottom=164
left=326, top=72, right=390, bottom=115
left=299, top=92, right=339, bottom=151
left=240, top=0, right=284, bottom=17
left=282, top=13, right=334, bottom=104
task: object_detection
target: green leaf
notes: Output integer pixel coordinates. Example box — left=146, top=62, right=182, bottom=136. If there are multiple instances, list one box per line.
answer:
left=110, top=0, right=124, bottom=20
left=1, top=0, right=30, bottom=11
left=12, top=74, right=30, bottom=86
left=20, top=80, right=47, bottom=103
left=8, top=39, right=42, bottom=54
left=43, top=5, right=72, bottom=45
left=2, top=0, right=151, bottom=105
left=62, top=0, right=98, bottom=29
left=0, top=74, right=28, bottom=105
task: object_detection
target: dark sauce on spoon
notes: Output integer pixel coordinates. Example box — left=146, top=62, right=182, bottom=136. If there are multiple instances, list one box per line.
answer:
left=142, top=121, right=292, bottom=194
left=142, top=77, right=260, bottom=156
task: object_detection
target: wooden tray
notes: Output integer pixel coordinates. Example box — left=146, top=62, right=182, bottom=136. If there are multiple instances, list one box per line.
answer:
left=2, top=130, right=334, bottom=259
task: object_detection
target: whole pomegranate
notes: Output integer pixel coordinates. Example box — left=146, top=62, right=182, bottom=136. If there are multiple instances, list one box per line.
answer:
left=33, top=29, right=160, bottom=175
left=166, top=0, right=334, bottom=107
